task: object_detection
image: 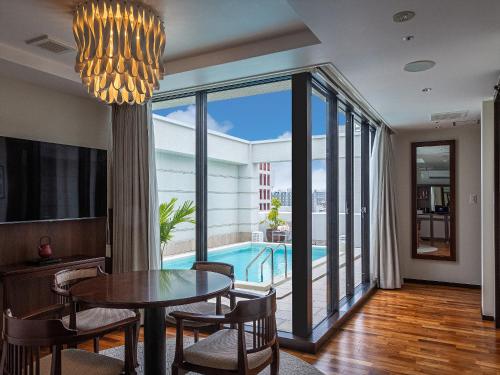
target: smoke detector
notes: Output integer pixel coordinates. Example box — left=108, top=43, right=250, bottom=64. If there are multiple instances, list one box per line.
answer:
left=393, top=10, right=415, bottom=23
left=25, top=35, right=73, bottom=54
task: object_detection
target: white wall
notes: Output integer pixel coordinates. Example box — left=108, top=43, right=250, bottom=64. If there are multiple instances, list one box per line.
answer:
left=481, top=99, right=495, bottom=317
left=0, top=74, right=111, bottom=149
left=393, top=126, right=482, bottom=285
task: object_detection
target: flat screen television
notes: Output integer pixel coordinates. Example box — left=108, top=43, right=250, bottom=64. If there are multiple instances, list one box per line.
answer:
left=0, top=136, right=107, bottom=223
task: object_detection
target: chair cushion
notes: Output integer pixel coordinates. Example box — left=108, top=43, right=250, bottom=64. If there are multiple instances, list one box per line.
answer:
left=183, top=328, right=273, bottom=370
left=40, top=349, right=124, bottom=375
left=62, top=308, right=136, bottom=331
left=165, top=302, right=231, bottom=327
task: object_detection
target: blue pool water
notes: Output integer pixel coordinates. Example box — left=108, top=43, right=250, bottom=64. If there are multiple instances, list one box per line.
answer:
left=163, top=243, right=326, bottom=283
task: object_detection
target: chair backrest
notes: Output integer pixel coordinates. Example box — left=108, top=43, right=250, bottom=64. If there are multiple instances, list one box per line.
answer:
left=52, top=266, right=105, bottom=304
left=1, top=310, right=77, bottom=375
left=228, top=289, right=277, bottom=353
left=191, top=261, right=235, bottom=281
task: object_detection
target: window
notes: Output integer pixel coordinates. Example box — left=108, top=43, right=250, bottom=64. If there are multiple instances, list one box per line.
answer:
left=152, top=95, right=196, bottom=267
left=152, top=70, right=374, bottom=346
left=205, top=79, right=293, bottom=332
left=311, top=87, right=328, bottom=326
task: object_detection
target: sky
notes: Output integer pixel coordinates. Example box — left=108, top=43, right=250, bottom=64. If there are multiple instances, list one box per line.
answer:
left=153, top=90, right=346, bottom=191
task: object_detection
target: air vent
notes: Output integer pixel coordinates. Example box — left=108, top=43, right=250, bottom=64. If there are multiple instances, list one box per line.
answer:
left=25, top=35, right=73, bottom=54
left=431, top=111, right=469, bottom=122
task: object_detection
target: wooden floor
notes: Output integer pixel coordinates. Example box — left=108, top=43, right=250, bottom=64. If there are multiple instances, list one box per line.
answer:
left=80, top=283, right=500, bottom=374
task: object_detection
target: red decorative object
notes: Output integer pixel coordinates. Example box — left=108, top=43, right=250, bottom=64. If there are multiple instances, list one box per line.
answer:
left=38, top=236, right=53, bottom=258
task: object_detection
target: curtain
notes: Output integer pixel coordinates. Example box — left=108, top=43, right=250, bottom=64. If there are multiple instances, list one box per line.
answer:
left=148, top=104, right=161, bottom=270
left=369, top=124, right=401, bottom=289
left=112, top=102, right=160, bottom=273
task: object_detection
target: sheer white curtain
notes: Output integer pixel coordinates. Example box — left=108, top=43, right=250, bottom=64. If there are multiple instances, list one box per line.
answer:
left=369, top=124, right=401, bottom=289
left=112, top=101, right=160, bottom=272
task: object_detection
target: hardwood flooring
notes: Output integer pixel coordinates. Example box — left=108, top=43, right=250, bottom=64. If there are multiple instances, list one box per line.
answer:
left=79, top=283, right=500, bottom=374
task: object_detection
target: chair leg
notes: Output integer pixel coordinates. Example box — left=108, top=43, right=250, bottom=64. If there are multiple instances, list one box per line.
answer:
left=93, top=337, right=100, bottom=353
left=193, top=329, right=199, bottom=343
left=132, top=321, right=139, bottom=368
left=271, top=342, right=280, bottom=375
left=124, top=326, right=137, bottom=375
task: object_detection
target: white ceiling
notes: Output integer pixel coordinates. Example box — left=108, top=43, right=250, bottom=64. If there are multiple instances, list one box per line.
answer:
left=1, top=0, right=499, bottom=130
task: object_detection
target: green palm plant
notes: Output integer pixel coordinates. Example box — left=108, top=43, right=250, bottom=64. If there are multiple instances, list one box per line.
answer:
left=159, top=198, right=195, bottom=269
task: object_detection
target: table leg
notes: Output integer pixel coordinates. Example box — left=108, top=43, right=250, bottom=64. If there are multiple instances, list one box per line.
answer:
left=144, top=306, right=166, bottom=375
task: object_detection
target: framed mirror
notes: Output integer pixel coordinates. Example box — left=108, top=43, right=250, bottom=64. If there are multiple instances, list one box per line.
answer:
left=411, top=140, right=456, bottom=261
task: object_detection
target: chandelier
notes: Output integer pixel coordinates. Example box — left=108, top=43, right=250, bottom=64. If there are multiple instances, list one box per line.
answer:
left=73, top=0, right=166, bottom=105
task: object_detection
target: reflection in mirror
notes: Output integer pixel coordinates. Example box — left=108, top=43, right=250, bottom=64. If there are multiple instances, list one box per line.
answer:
left=412, top=141, right=455, bottom=260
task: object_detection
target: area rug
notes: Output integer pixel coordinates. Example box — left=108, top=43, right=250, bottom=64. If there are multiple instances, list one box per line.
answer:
left=101, top=337, right=324, bottom=375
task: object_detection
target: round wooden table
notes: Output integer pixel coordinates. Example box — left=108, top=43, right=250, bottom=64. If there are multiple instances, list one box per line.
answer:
left=70, top=269, right=232, bottom=375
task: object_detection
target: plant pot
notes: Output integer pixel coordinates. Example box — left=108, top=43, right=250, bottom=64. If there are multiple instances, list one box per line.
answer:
left=266, top=228, right=274, bottom=242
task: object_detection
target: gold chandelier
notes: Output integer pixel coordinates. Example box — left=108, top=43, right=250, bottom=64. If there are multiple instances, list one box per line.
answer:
left=73, top=0, right=166, bottom=105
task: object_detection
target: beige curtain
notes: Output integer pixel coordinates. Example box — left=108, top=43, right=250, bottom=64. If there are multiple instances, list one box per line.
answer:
left=112, top=102, right=160, bottom=273
left=369, top=124, right=401, bottom=289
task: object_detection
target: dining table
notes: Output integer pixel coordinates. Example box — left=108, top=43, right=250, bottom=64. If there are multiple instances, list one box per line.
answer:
left=70, top=269, right=232, bottom=375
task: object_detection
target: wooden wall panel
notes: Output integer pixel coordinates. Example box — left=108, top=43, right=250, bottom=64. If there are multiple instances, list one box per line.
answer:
left=0, top=218, right=106, bottom=266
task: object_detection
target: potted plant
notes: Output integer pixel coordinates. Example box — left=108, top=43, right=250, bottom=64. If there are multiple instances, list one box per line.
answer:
left=261, top=197, right=286, bottom=242
left=159, top=198, right=196, bottom=269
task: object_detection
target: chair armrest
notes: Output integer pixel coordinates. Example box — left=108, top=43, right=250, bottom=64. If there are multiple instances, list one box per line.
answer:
left=52, top=285, right=71, bottom=298
left=21, top=304, right=66, bottom=320
left=170, top=311, right=229, bottom=324
left=228, top=289, right=264, bottom=300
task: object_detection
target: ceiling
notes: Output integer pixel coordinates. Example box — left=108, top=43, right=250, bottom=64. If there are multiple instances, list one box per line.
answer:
left=1, top=0, right=499, bottom=130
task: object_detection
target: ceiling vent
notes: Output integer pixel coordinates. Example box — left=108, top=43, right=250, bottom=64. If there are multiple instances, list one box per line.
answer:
left=25, top=35, right=73, bottom=54
left=431, top=110, right=469, bottom=122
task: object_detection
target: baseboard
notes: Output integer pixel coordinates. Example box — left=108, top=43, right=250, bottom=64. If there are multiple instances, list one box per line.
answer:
left=482, top=314, right=495, bottom=321
left=403, top=278, right=481, bottom=289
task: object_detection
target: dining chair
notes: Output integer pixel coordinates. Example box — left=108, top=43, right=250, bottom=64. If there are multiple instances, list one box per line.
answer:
left=165, top=261, right=235, bottom=342
left=0, top=308, right=135, bottom=375
left=170, top=288, right=279, bottom=375
left=52, top=266, right=139, bottom=365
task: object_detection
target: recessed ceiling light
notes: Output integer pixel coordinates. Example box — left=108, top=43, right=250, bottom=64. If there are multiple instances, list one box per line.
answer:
left=402, top=35, right=414, bottom=41
left=422, top=87, right=432, bottom=93
left=404, top=60, right=436, bottom=72
left=393, top=10, right=415, bottom=23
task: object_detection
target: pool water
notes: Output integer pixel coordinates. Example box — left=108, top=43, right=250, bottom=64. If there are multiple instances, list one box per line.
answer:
left=163, top=243, right=326, bottom=283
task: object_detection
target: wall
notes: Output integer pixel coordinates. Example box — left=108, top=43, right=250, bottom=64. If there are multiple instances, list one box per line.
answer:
left=0, top=74, right=111, bottom=263
left=481, top=99, right=495, bottom=317
left=393, top=126, right=482, bottom=285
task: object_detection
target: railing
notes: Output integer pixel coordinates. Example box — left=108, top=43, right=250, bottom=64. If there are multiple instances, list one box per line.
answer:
left=245, top=246, right=274, bottom=282
left=245, top=244, right=288, bottom=285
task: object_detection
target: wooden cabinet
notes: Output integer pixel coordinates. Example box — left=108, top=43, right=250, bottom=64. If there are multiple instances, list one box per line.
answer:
left=0, top=256, right=105, bottom=329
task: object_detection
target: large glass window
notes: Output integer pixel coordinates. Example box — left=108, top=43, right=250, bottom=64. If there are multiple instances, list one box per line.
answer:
left=152, top=96, right=196, bottom=267
left=151, top=71, right=375, bottom=343
left=338, top=107, right=347, bottom=300
left=205, top=80, right=294, bottom=332
left=311, top=88, right=328, bottom=326
left=354, top=119, right=362, bottom=287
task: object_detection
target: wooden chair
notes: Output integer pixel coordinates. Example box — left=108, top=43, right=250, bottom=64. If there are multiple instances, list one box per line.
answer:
left=165, top=261, right=234, bottom=342
left=171, top=288, right=279, bottom=375
left=52, top=266, right=139, bottom=365
left=0, top=308, right=135, bottom=375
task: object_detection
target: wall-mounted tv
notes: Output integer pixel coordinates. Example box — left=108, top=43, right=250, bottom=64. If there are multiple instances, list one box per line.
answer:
left=0, top=136, right=107, bottom=223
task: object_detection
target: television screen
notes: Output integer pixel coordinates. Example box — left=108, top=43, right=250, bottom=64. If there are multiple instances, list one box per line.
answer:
left=0, top=136, right=107, bottom=223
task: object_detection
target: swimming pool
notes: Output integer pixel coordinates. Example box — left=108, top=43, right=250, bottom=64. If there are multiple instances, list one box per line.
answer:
left=163, top=243, right=327, bottom=283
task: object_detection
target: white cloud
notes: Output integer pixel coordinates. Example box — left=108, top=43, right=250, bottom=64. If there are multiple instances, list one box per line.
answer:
left=270, top=161, right=291, bottom=191
left=277, top=131, right=291, bottom=139
left=163, top=105, right=233, bottom=134
left=269, top=160, right=326, bottom=192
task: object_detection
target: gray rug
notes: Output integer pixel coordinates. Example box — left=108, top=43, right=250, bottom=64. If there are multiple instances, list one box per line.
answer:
left=101, top=337, right=323, bottom=375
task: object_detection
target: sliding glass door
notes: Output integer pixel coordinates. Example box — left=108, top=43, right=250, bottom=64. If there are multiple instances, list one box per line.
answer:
left=153, top=70, right=375, bottom=343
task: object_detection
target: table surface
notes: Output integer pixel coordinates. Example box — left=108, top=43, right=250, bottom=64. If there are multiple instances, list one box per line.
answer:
left=70, top=269, right=232, bottom=309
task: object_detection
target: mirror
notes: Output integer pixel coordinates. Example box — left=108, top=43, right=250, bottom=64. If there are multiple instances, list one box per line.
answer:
left=412, top=140, right=455, bottom=260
